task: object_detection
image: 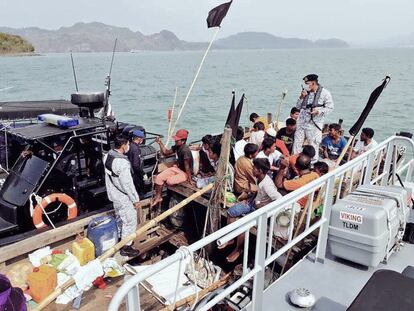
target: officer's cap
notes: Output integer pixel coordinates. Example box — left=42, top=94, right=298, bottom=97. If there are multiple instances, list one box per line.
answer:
left=303, top=74, right=319, bottom=82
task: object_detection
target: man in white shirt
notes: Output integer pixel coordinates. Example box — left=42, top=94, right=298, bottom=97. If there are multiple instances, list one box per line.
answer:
left=221, top=158, right=282, bottom=262
left=249, top=121, right=265, bottom=147
left=293, top=74, right=334, bottom=160
left=256, top=137, right=282, bottom=173
left=233, top=126, right=247, bottom=162
left=352, top=127, right=378, bottom=159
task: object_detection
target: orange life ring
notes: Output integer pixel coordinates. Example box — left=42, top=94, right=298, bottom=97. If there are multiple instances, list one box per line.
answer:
left=33, top=193, right=78, bottom=229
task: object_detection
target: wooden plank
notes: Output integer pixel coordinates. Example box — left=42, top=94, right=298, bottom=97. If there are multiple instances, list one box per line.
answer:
left=0, top=199, right=151, bottom=265
left=114, top=227, right=177, bottom=264
left=167, top=183, right=210, bottom=206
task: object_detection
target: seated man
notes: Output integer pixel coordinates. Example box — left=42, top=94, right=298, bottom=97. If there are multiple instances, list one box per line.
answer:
left=256, top=137, right=281, bottom=174
left=265, top=128, right=290, bottom=157
left=288, top=145, right=315, bottom=179
left=275, top=154, right=319, bottom=208
left=313, top=161, right=329, bottom=176
left=208, top=141, right=221, bottom=172
left=288, top=107, right=300, bottom=122
left=222, top=158, right=282, bottom=262
left=250, top=112, right=270, bottom=130
left=276, top=118, right=296, bottom=155
left=198, top=134, right=215, bottom=176
left=321, top=123, right=347, bottom=161
left=233, top=126, right=247, bottom=163
left=234, top=143, right=259, bottom=197
left=351, top=127, right=378, bottom=159
left=195, top=142, right=221, bottom=188
left=152, top=129, right=193, bottom=206
left=249, top=121, right=265, bottom=147
left=274, top=157, right=328, bottom=240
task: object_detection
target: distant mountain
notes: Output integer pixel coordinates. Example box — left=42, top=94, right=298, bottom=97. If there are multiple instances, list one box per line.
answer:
left=214, top=32, right=349, bottom=49
left=0, top=32, right=35, bottom=54
left=0, top=23, right=349, bottom=53
left=0, top=22, right=206, bottom=53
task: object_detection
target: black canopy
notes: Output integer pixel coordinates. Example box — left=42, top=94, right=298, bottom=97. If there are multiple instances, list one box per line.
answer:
left=7, top=118, right=106, bottom=140
left=0, top=100, right=78, bottom=121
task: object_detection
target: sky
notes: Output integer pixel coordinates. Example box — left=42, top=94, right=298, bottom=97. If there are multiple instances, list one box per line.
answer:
left=0, top=0, right=413, bottom=44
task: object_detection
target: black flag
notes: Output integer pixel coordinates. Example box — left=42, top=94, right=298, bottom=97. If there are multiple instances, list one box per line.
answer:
left=207, top=1, right=232, bottom=28
left=349, top=76, right=391, bottom=136
left=225, top=91, right=236, bottom=125
left=225, top=92, right=244, bottom=138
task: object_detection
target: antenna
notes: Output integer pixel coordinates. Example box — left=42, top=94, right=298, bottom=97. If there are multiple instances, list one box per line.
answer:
left=104, top=38, right=118, bottom=118
left=70, top=51, right=79, bottom=92
left=109, top=38, right=118, bottom=77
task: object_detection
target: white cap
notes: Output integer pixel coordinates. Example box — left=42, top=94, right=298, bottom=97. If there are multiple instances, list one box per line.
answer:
left=266, top=128, right=276, bottom=137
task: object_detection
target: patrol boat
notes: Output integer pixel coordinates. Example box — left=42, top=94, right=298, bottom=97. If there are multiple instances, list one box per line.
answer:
left=109, top=134, right=414, bottom=311
left=0, top=92, right=161, bottom=246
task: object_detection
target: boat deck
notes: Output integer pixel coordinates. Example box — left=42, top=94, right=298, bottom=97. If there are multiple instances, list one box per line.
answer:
left=252, top=243, right=414, bottom=311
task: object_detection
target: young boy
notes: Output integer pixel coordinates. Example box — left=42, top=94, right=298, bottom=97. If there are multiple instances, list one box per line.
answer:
left=249, top=121, right=265, bottom=147
left=288, top=107, right=300, bottom=121
left=321, top=123, right=347, bottom=160
left=276, top=118, right=297, bottom=155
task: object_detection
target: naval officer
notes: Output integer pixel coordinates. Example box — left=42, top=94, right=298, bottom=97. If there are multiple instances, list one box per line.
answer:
left=293, top=74, right=334, bottom=160
left=104, top=136, right=141, bottom=257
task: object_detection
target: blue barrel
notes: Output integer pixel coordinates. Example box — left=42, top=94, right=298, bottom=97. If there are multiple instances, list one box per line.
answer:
left=87, top=216, right=119, bottom=257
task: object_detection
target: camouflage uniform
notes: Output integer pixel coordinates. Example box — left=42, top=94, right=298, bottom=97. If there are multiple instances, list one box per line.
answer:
left=293, top=87, right=334, bottom=160
left=104, top=150, right=140, bottom=245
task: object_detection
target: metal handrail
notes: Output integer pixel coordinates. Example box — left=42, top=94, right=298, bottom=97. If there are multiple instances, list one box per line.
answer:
left=109, top=135, right=414, bottom=311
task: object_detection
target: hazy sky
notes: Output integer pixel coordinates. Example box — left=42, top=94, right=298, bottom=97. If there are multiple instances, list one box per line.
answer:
left=0, top=0, right=413, bottom=44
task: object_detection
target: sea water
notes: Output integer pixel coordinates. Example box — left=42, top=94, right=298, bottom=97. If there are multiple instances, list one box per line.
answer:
left=0, top=48, right=413, bottom=142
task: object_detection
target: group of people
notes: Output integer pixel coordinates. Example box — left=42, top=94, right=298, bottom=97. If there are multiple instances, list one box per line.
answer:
left=104, top=73, right=378, bottom=259
left=220, top=74, right=378, bottom=262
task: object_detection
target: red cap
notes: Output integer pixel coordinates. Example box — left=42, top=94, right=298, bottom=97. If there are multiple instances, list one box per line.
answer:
left=172, top=129, right=189, bottom=141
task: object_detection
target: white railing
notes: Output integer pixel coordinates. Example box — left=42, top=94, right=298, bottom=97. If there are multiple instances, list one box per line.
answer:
left=108, top=136, right=414, bottom=311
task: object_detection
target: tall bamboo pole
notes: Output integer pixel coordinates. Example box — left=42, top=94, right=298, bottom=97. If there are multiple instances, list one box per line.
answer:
left=207, top=127, right=232, bottom=234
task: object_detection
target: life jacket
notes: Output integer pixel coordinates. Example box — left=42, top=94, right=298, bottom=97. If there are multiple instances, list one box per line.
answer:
left=104, top=150, right=130, bottom=195
left=104, top=149, right=129, bottom=177
left=301, top=85, right=325, bottom=131
left=301, top=85, right=324, bottom=110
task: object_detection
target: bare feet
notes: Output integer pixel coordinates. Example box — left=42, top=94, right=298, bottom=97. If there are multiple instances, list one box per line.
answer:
left=226, top=249, right=242, bottom=263
left=151, top=197, right=163, bottom=207
left=217, top=239, right=235, bottom=250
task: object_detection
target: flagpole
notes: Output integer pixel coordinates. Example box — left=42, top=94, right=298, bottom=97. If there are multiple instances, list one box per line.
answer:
left=275, top=90, right=288, bottom=130
left=166, top=87, right=178, bottom=146
left=168, top=27, right=220, bottom=144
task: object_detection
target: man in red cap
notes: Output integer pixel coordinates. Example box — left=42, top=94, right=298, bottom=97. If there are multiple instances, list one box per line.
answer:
left=152, top=129, right=194, bottom=206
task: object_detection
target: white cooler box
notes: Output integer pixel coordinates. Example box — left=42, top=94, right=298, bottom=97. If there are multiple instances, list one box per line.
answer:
left=328, top=185, right=411, bottom=267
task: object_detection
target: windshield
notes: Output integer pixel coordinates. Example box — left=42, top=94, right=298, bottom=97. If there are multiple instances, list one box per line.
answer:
left=0, top=155, right=49, bottom=206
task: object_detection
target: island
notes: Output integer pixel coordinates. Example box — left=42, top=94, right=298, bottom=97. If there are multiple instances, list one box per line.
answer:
left=0, top=32, right=35, bottom=56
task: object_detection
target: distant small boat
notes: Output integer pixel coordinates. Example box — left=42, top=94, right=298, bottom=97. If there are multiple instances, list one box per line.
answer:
left=130, top=49, right=142, bottom=53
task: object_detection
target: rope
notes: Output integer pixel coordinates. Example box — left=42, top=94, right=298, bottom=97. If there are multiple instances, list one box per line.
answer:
left=30, top=193, right=57, bottom=229
left=171, top=246, right=200, bottom=310
left=44, top=202, right=63, bottom=215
